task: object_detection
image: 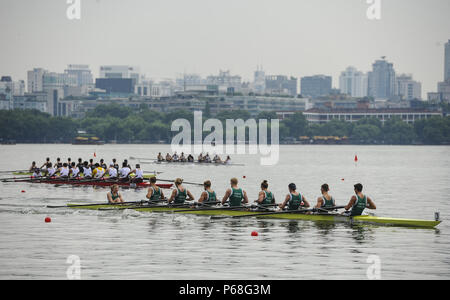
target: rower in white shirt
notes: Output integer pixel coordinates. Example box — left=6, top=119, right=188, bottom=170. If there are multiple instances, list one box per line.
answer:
left=119, top=162, right=131, bottom=182
left=46, top=163, right=57, bottom=177
left=108, top=164, right=118, bottom=180
left=82, top=161, right=93, bottom=179
left=58, top=163, right=70, bottom=179
left=70, top=162, right=80, bottom=179
left=130, top=164, right=144, bottom=184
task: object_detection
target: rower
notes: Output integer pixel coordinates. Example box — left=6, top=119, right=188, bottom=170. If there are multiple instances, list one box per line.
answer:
left=119, top=162, right=131, bottom=182
left=157, top=153, right=164, bottom=162
left=221, top=178, right=249, bottom=207
left=180, top=152, right=186, bottom=162
left=41, top=157, right=50, bottom=169
left=198, top=180, right=217, bottom=205
left=107, top=184, right=124, bottom=204
left=204, top=153, right=211, bottom=163
left=146, top=177, right=165, bottom=202
left=166, top=153, right=172, bottom=162
left=76, top=158, right=84, bottom=174
left=130, top=164, right=144, bottom=184
left=58, top=163, right=70, bottom=179
left=314, top=184, right=336, bottom=209
left=55, top=158, right=62, bottom=169
left=92, top=163, right=106, bottom=179
left=198, top=153, right=204, bottom=163
left=70, top=162, right=80, bottom=179
left=112, top=158, right=119, bottom=171
left=279, top=183, right=310, bottom=210
left=257, top=180, right=275, bottom=206
left=67, top=158, right=72, bottom=167
left=187, top=154, right=194, bottom=162
left=224, top=156, right=231, bottom=165
left=213, top=154, right=222, bottom=163
left=99, top=159, right=107, bottom=170
left=123, top=159, right=131, bottom=169
left=82, top=161, right=93, bottom=179
left=169, top=178, right=194, bottom=204
left=29, top=161, right=37, bottom=172
left=45, top=163, right=57, bottom=178
left=172, top=152, right=179, bottom=162
left=344, top=183, right=376, bottom=216
left=89, top=159, right=95, bottom=171
left=107, top=164, right=118, bottom=180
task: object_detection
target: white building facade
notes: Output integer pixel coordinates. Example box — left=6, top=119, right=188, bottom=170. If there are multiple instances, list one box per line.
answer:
left=339, top=67, right=368, bottom=98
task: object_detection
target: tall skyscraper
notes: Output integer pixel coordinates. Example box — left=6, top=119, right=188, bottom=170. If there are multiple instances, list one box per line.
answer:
left=27, top=68, right=47, bottom=93
left=339, top=67, right=368, bottom=98
left=253, top=65, right=266, bottom=94
left=396, top=74, right=422, bottom=100
left=368, top=58, right=396, bottom=100
left=445, top=40, right=450, bottom=82
left=300, top=75, right=332, bottom=98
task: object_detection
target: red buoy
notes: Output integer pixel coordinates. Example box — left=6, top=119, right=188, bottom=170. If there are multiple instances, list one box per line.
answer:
left=45, top=217, right=52, bottom=223
left=251, top=231, right=258, bottom=237
left=354, top=155, right=358, bottom=162
left=243, top=176, right=246, bottom=179
left=21, top=190, right=25, bottom=193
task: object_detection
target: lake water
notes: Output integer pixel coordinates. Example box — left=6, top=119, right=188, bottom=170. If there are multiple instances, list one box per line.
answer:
left=0, top=144, right=449, bottom=279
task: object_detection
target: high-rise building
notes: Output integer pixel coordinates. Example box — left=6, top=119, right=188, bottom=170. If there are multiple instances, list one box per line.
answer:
left=445, top=40, right=450, bottom=82
left=65, top=65, right=93, bottom=87
left=300, top=75, right=332, bottom=98
left=253, top=66, right=266, bottom=94
left=264, top=75, right=297, bottom=97
left=99, top=65, right=140, bottom=83
left=395, top=74, right=422, bottom=100
left=339, top=67, right=368, bottom=98
left=27, top=68, right=47, bottom=93
left=206, top=70, right=242, bottom=92
left=368, top=58, right=396, bottom=100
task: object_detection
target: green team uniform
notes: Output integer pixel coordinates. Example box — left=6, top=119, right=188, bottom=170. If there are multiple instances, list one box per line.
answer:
left=288, top=193, right=302, bottom=210
left=174, top=188, right=187, bottom=204
left=261, top=191, right=274, bottom=205
left=321, top=196, right=335, bottom=208
left=350, top=194, right=367, bottom=216
left=229, top=188, right=244, bottom=207
left=205, top=190, right=217, bottom=203
left=149, top=186, right=161, bottom=201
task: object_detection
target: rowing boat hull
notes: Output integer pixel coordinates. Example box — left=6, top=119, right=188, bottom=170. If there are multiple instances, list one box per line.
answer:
left=14, top=180, right=172, bottom=189
left=13, top=172, right=156, bottom=179
left=67, top=204, right=441, bottom=228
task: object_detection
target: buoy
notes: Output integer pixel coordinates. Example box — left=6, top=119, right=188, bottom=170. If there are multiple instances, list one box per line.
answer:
left=251, top=231, right=258, bottom=237
left=243, top=176, right=246, bottom=179
left=341, top=178, right=345, bottom=181
left=45, top=217, right=52, bottom=223
left=354, top=155, right=358, bottom=162
left=21, top=190, right=25, bottom=193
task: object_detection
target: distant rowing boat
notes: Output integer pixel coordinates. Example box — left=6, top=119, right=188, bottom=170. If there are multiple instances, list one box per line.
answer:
left=65, top=203, right=442, bottom=228
left=129, top=157, right=245, bottom=166
left=9, top=178, right=172, bottom=189
left=12, top=172, right=156, bottom=179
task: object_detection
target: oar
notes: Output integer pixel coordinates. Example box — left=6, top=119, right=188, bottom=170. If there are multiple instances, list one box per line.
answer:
left=47, top=200, right=150, bottom=209
left=173, top=204, right=250, bottom=213
left=1, top=176, right=33, bottom=182
left=210, top=207, right=314, bottom=220
left=98, top=201, right=191, bottom=211
left=155, top=178, right=204, bottom=186
left=0, top=169, right=29, bottom=174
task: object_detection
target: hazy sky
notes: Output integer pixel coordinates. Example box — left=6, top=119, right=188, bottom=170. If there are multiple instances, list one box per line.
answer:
left=1, top=0, right=449, bottom=97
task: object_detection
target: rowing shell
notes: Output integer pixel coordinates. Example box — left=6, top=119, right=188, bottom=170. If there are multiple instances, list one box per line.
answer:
left=67, top=204, right=441, bottom=228
left=13, top=172, right=156, bottom=179
left=11, top=179, right=172, bottom=189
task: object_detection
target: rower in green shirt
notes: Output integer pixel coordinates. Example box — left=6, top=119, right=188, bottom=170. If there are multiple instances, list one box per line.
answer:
left=169, top=178, right=195, bottom=205
left=314, top=183, right=336, bottom=209
left=221, top=178, right=249, bottom=207
left=257, top=180, right=275, bottom=206
left=146, top=177, right=165, bottom=202
left=344, top=183, right=376, bottom=216
left=198, top=180, right=217, bottom=205
left=279, top=183, right=310, bottom=211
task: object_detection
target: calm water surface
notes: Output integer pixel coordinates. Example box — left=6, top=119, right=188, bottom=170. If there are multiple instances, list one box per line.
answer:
left=0, top=144, right=449, bottom=279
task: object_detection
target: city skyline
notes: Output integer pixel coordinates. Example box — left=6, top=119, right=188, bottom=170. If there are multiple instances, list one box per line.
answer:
left=1, top=0, right=449, bottom=99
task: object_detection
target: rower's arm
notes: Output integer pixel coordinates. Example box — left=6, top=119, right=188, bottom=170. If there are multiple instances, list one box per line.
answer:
left=279, top=195, right=290, bottom=209
left=187, top=190, right=195, bottom=201
left=345, top=196, right=357, bottom=211
left=107, top=193, right=113, bottom=203
left=257, top=191, right=265, bottom=204
left=168, top=190, right=177, bottom=203
left=315, top=197, right=323, bottom=208
left=367, top=197, right=376, bottom=210
left=160, top=190, right=165, bottom=200
left=242, top=190, right=249, bottom=204
left=302, top=196, right=310, bottom=208
left=198, top=191, right=207, bottom=203
left=221, top=189, right=231, bottom=204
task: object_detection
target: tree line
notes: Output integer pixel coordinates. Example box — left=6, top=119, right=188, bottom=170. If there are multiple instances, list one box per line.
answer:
left=0, top=105, right=449, bottom=145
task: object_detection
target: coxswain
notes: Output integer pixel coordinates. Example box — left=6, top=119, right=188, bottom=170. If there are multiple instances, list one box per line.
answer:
left=221, top=178, right=249, bottom=207
left=107, top=184, right=124, bottom=204
left=146, top=177, right=165, bottom=202
left=257, top=180, right=275, bottom=206
left=130, top=164, right=144, bottom=184
left=169, top=178, right=194, bottom=204
left=119, top=162, right=131, bottom=182
left=157, top=153, right=164, bottom=162
left=32, top=167, right=42, bottom=178
left=70, top=162, right=80, bottom=179
left=343, top=183, right=376, bottom=216
left=45, top=163, right=57, bottom=178
left=314, top=184, right=336, bottom=209
left=58, top=163, right=70, bottom=179
left=82, top=161, right=93, bottom=179
left=107, top=164, right=118, bottom=180
left=92, top=163, right=106, bottom=179
left=198, top=180, right=217, bottom=205
left=279, top=183, right=310, bottom=210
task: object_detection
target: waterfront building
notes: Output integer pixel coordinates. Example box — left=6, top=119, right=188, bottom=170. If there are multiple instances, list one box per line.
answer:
left=301, top=75, right=332, bottom=98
